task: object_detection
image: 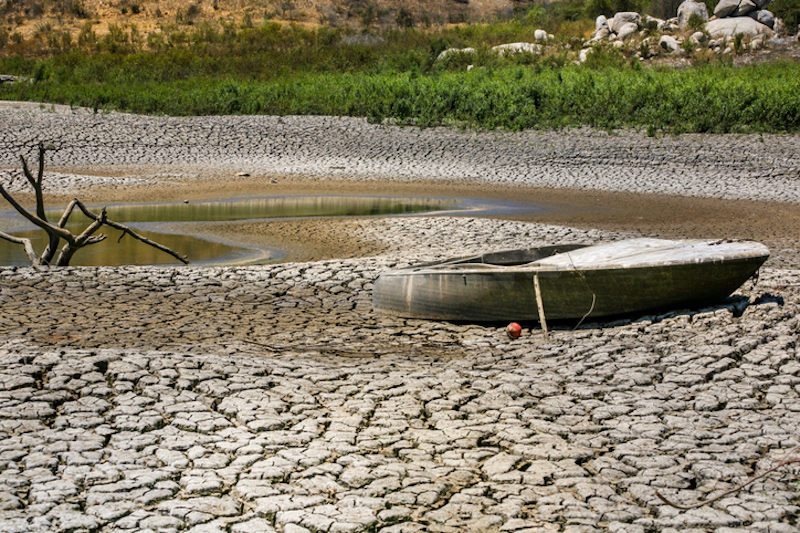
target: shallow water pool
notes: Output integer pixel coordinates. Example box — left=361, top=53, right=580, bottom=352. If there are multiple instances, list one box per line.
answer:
left=0, top=195, right=487, bottom=266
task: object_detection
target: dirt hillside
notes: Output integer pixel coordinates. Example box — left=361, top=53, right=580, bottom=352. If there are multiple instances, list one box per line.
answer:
left=4, top=0, right=518, bottom=40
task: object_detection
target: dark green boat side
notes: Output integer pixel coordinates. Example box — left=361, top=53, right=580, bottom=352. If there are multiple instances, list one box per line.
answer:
left=372, top=239, right=770, bottom=322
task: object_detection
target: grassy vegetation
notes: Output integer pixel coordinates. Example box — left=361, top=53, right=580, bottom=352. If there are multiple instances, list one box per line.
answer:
left=1, top=0, right=799, bottom=133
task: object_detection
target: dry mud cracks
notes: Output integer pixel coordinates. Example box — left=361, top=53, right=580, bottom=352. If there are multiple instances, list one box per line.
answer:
left=1, top=218, right=800, bottom=533
left=1, top=105, right=800, bottom=532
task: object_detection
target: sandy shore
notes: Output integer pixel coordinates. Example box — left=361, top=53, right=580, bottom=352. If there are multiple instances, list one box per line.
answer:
left=1, top=104, right=800, bottom=533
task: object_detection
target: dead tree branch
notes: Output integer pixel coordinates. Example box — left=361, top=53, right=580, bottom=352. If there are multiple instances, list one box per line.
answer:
left=0, top=230, right=44, bottom=266
left=1, top=146, right=189, bottom=266
left=73, top=200, right=188, bottom=264
left=20, top=142, right=59, bottom=263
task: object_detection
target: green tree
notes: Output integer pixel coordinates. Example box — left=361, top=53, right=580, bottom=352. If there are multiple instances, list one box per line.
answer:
left=772, top=0, right=800, bottom=30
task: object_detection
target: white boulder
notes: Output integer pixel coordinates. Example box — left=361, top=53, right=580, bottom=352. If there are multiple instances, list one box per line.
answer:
left=714, top=0, right=740, bottom=18
left=659, top=35, right=681, bottom=52
left=491, top=42, right=542, bottom=56
left=609, top=12, right=641, bottom=33
left=733, top=0, right=758, bottom=16
left=436, top=47, right=476, bottom=62
left=596, top=15, right=609, bottom=30
left=748, top=9, right=775, bottom=29
left=617, top=22, right=640, bottom=40
left=590, top=27, right=611, bottom=42
left=705, top=16, right=774, bottom=38
left=534, top=29, right=549, bottom=41
left=677, top=0, right=709, bottom=27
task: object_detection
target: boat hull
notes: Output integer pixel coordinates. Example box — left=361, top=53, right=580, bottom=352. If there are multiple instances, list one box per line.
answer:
left=373, top=241, right=769, bottom=322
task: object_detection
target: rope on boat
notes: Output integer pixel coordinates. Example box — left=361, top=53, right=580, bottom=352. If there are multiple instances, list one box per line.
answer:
left=565, top=250, right=598, bottom=330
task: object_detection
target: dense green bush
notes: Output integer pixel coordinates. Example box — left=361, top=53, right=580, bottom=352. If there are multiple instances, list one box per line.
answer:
left=772, top=0, right=800, bottom=30
left=2, top=49, right=798, bottom=134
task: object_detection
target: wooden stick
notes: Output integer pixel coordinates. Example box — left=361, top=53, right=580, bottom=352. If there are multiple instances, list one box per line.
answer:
left=534, top=273, right=548, bottom=339
left=656, top=443, right=800, bottom=510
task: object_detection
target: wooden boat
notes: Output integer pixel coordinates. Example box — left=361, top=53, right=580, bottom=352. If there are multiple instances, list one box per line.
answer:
left=372, top=238, right=770, bottom=322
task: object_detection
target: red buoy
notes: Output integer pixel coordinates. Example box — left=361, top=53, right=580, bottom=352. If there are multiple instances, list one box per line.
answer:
left=506, top=322, right=522, bottom=339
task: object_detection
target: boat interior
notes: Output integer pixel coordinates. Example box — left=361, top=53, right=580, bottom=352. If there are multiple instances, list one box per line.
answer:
left=414, top=244, right=590, bottom=269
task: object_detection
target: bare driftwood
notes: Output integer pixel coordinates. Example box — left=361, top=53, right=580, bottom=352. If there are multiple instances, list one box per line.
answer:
left=0, top=230, right=43, bottom=265
left=657, top=443, right=800, bottom=510
left=0, top=143, right=189, bottom=266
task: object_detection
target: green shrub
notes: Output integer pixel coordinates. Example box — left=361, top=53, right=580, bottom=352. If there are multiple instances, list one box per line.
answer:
left=26, top=1, right=45, bottom=17
left=32, top=61, right=47, bottom=81
left=771, top=0, right=800, bottom=30
left=146, top=31, right=166, bottom=50
left=521, top=4, right=548, bottom=26
left=395, top=8, right=414, bottom=28
left=649, top=0, right=683, bottom=19
left=582, top=45, right=627, bottom=69
left=687, top=13, right=705, bottom=31
left=641, top=17, right=659, bottom=35
left=52, top=0, right=91, bottom=18
left=100, top=23, right=130, bottom=52
left=77, top=21, right=96, bottom=47
left=2, top=18, right=799, bottom=135
left=734, top=32, right=745, bottom=54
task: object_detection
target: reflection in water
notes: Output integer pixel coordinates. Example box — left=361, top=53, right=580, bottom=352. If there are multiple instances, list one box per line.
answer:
left=0, top=196, right=459, bottom=267
left=1, top=226, right=240, bottom=267
left=102, top=196, right=455, bottom=223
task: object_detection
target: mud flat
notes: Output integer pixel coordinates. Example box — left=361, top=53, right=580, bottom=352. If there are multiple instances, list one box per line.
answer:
left=2, top=102, right=800, bottom=267
left=1, top=105, right=800, bottom=532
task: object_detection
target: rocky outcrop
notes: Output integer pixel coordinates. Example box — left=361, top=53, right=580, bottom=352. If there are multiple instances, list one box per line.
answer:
left=581, top=0, right=785, bottom=61
left=609, top=11, right=641, bottom=33
left=713, top=0, right=776, bottom=30
left=590, top=12, right=649, bottom=42
left=706, top=16, right=775, bottom=38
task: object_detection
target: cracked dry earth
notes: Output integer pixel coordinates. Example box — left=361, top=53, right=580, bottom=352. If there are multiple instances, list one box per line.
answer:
left=1, top=218, right=799, bottom=533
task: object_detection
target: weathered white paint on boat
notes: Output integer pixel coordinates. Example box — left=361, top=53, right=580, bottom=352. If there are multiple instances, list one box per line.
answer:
left=372, top=238, right=770, bottom=322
